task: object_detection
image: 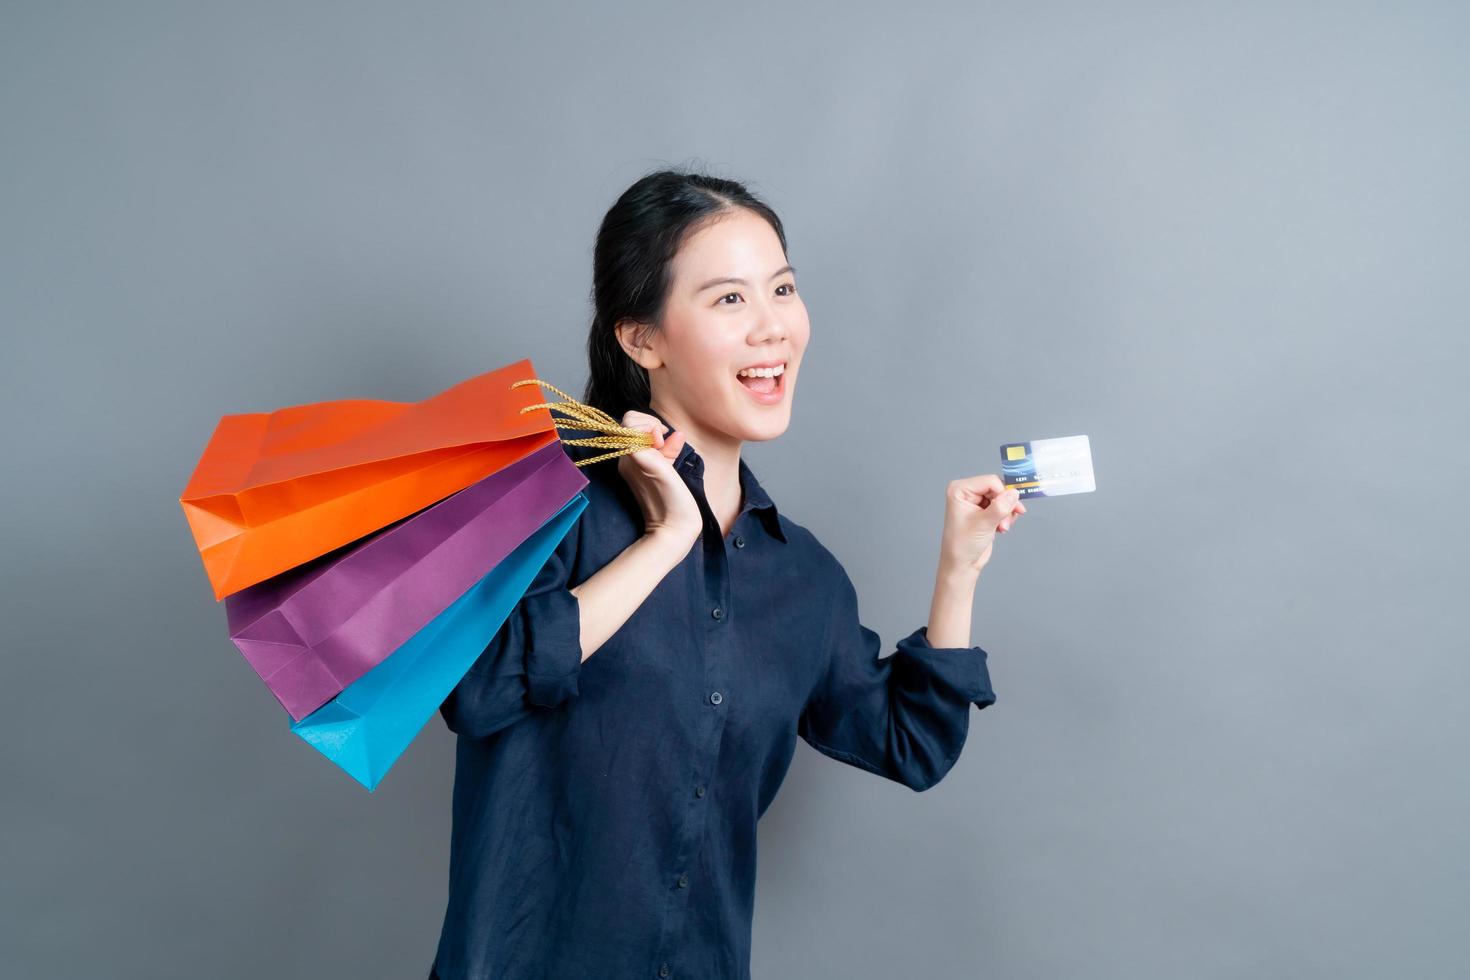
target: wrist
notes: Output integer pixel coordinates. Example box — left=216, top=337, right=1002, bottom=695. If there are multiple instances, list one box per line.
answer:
left=642, top=527, right=698, bottom=565
left=937, top=558, right=983, bottom=588
left=927, top=563, right=979, bottom=649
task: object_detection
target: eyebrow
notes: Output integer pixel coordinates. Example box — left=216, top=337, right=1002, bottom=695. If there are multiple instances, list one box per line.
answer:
left=696, top=264, right=797, bottom=293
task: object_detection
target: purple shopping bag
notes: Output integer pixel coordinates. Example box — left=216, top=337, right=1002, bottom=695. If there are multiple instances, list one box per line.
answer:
left=223, top=439, right=588, bottom=721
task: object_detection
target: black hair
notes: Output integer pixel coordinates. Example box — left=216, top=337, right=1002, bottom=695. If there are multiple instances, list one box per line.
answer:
left=582, top=166, right=788, bottom=420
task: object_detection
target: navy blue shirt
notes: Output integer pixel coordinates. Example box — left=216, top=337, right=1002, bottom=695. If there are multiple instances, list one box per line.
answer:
left=431, top=406, right=997, bottom=980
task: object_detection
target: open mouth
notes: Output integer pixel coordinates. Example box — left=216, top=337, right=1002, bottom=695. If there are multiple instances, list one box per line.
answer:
left=736, top=365, right=785, bottom=396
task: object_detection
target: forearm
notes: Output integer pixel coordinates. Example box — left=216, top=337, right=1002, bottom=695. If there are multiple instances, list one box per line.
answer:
left=925, top=562, right=980, bottom=649
left=569, top=530, right=694, bottom=662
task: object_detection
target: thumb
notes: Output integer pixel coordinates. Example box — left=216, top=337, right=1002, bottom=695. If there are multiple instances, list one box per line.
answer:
left=660, top=431, right=686, bottom=462
left=979, top=487, right=1021, bottom=527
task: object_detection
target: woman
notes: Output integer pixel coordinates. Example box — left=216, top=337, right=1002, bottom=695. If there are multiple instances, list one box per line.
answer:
left=429, top=169, right=1025, bottom=980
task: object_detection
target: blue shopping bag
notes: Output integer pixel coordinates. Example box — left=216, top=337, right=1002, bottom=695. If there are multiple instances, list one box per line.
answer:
left=290, top=492, right=589, bottom=790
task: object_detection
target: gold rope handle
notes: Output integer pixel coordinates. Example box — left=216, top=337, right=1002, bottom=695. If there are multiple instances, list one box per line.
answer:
left=511, top=378, right=656, bottom=467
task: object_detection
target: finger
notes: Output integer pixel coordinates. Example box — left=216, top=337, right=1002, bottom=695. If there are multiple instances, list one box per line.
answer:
left=983, top=486, right=1022, bottom=512
left=990, top=488, right=1021, bottom=520
left=951, top=474, right=1007, bottom=501
left=620, top=412, right=671, bottom=449
left=621, top=411, right=670, bottom=435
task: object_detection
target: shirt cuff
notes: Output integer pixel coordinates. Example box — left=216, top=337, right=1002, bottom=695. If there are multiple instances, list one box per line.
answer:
left=898, top=625, right=997, bottom=708
left=521, top=585, right=583, bottom=707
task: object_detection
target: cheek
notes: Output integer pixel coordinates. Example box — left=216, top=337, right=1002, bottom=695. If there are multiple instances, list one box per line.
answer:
left=685, top=335, right=742, bottom=389
left=704, top=330, right=747, bottom=362
left=669, top=316, right=733, bottom=367
left=790, top=321, right=812, bottom=359
left=790, top=304, right=812, bottom=344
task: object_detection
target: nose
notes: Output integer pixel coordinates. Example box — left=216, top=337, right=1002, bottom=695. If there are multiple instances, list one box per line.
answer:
left=748, top=307, right=788, bottom=347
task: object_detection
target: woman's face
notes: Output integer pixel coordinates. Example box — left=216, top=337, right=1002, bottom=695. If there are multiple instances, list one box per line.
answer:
left=623, top=208, right=809, bottom=446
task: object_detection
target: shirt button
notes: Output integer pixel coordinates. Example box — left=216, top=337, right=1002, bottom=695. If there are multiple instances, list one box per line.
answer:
left=734, top=535, right=745, bottom=548
left=658, top=964, right=671, bottom=978
left=695, top=785, right=706, bottom=798
left=710, top=691, right=723, bottom=705
left=677, top=873, right=689, bottom=888
left=711, top=606, right=723, bottom=620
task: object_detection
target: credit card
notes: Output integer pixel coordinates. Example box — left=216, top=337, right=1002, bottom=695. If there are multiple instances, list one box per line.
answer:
left=1000, top=435, right=1095, bottom=498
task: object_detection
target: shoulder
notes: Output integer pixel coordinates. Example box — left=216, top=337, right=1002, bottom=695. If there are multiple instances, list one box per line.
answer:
left=768, top=514, right=860, bottom=645
left=770, top=510, right=851, bottom=590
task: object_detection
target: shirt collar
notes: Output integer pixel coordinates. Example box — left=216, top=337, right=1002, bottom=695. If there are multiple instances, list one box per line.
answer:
left=638, top=405, right=788, bottom=544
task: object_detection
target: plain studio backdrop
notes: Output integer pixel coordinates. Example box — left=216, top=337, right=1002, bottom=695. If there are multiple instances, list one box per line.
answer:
left=2, top=3, right=1465, bottom=978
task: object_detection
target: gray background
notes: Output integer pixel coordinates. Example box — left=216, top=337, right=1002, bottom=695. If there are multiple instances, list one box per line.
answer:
left=2, top=2, right=1465, bottom=978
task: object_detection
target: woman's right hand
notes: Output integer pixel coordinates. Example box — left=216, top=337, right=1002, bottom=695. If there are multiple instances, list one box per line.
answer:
left=616, top=411, right=704, bottom=546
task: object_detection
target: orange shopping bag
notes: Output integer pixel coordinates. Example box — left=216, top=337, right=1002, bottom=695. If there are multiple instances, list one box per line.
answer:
left=180, top=358, right=560, bottom=600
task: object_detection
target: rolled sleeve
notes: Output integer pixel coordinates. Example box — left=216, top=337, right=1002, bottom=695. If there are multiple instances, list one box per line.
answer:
left=521, top=583, right=584, bottom=707
left=439, top=521, right=584, bottom=739
left=797, top=567, right=996, bottom=792
left=902, top=624, right=997, bottom=708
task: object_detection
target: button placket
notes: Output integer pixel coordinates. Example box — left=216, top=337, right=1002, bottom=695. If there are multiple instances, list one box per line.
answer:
left=653, top=452, right=730, bottom=971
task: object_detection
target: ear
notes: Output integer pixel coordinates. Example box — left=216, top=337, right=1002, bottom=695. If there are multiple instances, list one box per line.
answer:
left=615, top=318, right=663, bottom=371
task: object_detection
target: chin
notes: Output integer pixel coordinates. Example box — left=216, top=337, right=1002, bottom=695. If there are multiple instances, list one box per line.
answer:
left=733, top=407, right=792, bottom=442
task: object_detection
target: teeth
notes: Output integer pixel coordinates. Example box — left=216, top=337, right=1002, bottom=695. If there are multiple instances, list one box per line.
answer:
left=736, top=363, right=785, bottom=378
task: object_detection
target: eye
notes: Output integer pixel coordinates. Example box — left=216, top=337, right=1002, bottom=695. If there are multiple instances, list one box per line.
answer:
left=776, top=282, right=797, bottom=296
left=717, top=292, right=742, bottom=305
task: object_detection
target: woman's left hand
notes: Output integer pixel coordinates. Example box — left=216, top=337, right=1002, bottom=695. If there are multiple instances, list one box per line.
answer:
left=940, top=474, right=1026, bottom=574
